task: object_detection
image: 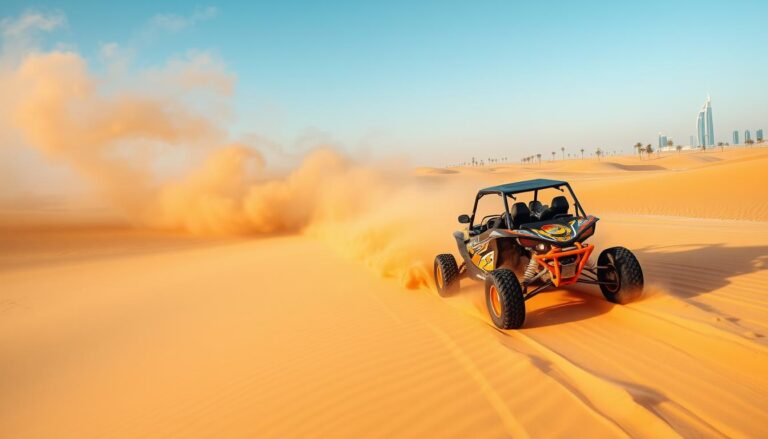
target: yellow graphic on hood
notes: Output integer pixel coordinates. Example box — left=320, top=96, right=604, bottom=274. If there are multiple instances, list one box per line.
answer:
left=537, top=223, right=573, bottom=241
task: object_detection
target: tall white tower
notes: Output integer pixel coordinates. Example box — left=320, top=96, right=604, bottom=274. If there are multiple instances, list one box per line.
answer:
left=705, top=95, right=714, bottom=146
left=696, top=95, right=714, bottom=147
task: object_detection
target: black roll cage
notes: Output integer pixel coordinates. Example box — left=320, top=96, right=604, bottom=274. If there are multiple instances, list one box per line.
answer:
left=468, top=182, right=587, bottom=230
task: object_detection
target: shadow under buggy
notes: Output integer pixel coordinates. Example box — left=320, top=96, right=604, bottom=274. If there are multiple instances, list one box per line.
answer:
left=434, top=178, right=643, bottom=329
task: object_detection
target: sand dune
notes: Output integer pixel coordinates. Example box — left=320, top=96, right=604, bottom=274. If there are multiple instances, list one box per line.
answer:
left=2, top=147, right=767, bottom=437
left=440, top=148, right=768, bottom=221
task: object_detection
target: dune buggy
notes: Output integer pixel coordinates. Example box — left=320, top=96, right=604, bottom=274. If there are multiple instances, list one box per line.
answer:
left=434, top=179, right=643, bottom=329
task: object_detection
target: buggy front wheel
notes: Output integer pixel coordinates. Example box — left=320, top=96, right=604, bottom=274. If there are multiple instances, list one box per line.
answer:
left=485, top=269, right=526, bottom=329
left=597, top=247, right=644, bottom=304
left=434, top=254, right=460, bottom=297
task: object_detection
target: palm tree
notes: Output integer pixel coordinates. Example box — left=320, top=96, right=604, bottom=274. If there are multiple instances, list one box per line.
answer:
left=580, top=148, right=584, bottom=159
left=634, top=142, right=643, bottom=158
left=551, top=151, right=556, bottom=161
left=561, top=147, right=565, bottom=160
left=595, top=147, right=603, bottom=161
left=536, top=153, right=542, bottom=164
left=645, top=144, right=654, bottom=156
left=676, top=145, right=682, bottom=154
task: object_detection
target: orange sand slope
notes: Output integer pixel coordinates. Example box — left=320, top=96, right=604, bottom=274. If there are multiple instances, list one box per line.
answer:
left=2, top=147, right=768, bottom=437
left=430, top=147, right=768, bottom=221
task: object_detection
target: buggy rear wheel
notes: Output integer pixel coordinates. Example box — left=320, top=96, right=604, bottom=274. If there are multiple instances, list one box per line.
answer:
left=597, top=247, right=644, bottom=304
left=485, top=269, right=526, bottom=329
left=434, top=254, right=460, bottom=297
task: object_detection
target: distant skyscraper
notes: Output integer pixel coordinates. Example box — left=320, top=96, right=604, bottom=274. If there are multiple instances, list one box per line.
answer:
left=745, top=130, right=752, bottom=142
left=690, top=135, right=695, bottom=146
left=705, top=97, right=714, bottom=146
left=758, top=129, right=764, bottom=141
left=733, top=130, right=739, bottom=145
left=658, top=133, right=668, bottom=149
left=696, top=95, right=714, bottom=147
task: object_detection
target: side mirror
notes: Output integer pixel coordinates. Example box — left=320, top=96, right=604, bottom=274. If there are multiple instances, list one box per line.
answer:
left=458, top=214, right=471, bottom=224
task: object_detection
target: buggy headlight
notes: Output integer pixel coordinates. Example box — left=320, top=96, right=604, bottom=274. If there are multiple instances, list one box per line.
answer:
left=535, top=242, right=551, bottom=253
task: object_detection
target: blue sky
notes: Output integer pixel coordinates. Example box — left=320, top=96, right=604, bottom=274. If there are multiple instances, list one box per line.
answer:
left=2, top=0, right=767, bottom=165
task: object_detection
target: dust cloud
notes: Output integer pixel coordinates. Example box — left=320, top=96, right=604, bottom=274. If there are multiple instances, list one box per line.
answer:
left=0, top=23, right=469, bottom=289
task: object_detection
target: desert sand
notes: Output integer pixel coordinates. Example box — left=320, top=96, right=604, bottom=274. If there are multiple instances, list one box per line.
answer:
left=2, top=147, right=768, bottom=438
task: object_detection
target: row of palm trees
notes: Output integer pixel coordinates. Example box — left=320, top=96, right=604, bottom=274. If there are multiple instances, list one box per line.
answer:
left=633, top=140, right=736, bottom=158
left=450, top=147, right=608, bottom=167
left=446, top=137, right=764, bottom=168
left=521, top=138, right=753, bottom=166
left=445, top=156, right=511, bottom=167
left=520, top=147, right=616, bottom=165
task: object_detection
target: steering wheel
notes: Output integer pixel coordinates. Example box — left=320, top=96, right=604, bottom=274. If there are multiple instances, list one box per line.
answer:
left=480, top=215, right=500, bottom=228
left=483, top=214, right=510, bottom=230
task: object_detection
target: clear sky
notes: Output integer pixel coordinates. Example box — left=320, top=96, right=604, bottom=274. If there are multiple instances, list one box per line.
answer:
left=2, top=0, right=767, bottom=165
